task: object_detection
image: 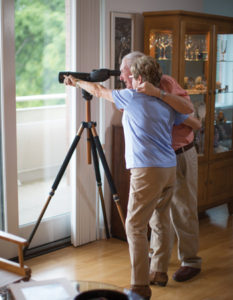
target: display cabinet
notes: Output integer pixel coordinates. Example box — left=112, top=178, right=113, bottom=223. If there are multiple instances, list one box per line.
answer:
left=143, top=10, right=233, bottom=212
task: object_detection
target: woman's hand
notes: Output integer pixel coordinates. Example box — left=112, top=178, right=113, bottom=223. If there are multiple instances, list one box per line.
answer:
left=137, top=82, right=160, bottom=97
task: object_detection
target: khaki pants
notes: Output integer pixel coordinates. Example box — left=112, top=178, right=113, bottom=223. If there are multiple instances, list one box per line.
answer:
left=126, top=166, right=176, bottom=286
left=171, top=147, right=201, bottom=268
left=150, top=147, right=202, bottom=273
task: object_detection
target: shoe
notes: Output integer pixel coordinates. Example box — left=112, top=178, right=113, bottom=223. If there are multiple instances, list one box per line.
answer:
left=149, top=272, right=168, bottom=287
left=130, top=284, right=152, bottom=300
left=172, top=266, right=201, bottom=282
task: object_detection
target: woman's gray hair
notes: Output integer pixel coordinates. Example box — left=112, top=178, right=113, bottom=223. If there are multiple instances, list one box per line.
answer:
left=130, top=55, right=162, bottom=87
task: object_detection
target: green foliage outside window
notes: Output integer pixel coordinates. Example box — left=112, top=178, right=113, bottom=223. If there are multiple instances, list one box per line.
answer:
left=15, top=0, right=65, bottom=108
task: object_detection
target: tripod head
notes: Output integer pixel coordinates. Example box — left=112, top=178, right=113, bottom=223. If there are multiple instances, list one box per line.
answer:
left=58, top=68, right=120, bottom=84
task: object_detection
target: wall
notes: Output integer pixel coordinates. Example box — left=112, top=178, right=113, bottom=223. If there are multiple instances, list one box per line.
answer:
left=203, top=0, right=233, bottom=17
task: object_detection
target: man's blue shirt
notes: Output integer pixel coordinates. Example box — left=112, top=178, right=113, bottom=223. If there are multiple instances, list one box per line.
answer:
left=112, top=89, right=188, bottom=169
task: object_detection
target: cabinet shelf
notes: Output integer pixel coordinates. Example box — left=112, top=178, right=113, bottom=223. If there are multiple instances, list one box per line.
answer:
left=214, top=120, right=232, bottom=124
left=217, top=60, right=233, bottom=63
left=215, top=91, right=233, bottom=95
left=186, top=89, right=207, bottom=95
left=185, top=59, right=208, bottom=62
left=157, top=58, right=172, bottom=62
left=215, top=104, right=233, bottom=109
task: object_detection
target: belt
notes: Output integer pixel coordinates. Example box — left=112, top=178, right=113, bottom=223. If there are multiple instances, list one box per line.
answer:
left=175, top=141, right=194, bottom=155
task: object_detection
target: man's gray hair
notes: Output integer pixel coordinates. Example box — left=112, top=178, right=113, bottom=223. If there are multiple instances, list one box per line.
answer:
left=123, top=51, right=144, bottom=68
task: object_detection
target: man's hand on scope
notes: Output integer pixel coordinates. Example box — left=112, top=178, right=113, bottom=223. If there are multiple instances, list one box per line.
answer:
left=64, top=75, right=87, bottom=91
left=63, top=75, right=114, bottom=103
left=63, top=75, right=78, bottom=87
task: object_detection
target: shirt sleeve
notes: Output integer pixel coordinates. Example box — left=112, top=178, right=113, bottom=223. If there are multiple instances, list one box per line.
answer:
left=160, top=75, right=190, bottom=101
left=112, top=89, right=134, bottom=110
left=174, top=112, right=189, bottom=125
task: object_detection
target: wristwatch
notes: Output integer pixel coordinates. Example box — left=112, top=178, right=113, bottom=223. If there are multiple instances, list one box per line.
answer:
left=160, top=90, right=167, bottom=100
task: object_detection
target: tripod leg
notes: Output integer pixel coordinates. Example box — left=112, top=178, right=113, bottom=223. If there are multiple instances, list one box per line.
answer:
left=90, top=131, right=110, bottom=239
left=23, top=124, right=85, bottom=255
left=91, top=126, right=125, bottom=230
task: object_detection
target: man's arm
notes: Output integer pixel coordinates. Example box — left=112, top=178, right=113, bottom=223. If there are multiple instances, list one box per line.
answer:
left=64, top=75, right=114, bottom=103
left=183, top=115, right=202, bottom=130
left=137, top=82, right=193, bottom=114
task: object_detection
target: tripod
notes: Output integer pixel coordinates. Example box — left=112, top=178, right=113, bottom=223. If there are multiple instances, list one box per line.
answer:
left=23, top=89, right=125, bottom=255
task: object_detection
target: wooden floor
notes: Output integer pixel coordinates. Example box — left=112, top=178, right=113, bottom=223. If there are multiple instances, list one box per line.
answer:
left=26, top=204, right=233, bottom=300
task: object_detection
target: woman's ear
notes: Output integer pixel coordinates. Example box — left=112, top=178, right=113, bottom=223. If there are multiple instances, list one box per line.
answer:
left=138, top=75, right=143, bottom=84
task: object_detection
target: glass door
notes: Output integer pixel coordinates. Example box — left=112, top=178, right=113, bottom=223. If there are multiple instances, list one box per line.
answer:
left=14, top=0, right=72, bottom=249
left=183, top=32, right=209, bottom=158
left=213, top=33, right=233, bottom=155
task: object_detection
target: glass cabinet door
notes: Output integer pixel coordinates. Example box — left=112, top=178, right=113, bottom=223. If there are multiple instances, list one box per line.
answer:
left=149, top=30, right=173, bottom=75
left=183, top=33, right=209, bottom=156
left=214, top=33, right=233, bottom=154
